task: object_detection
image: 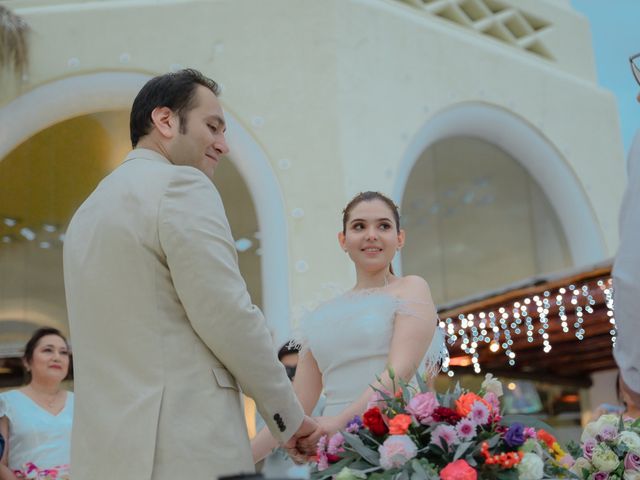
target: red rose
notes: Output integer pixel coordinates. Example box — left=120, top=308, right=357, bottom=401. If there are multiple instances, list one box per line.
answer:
left=326, top=453, right=342, bottom=463
left=431, top=407, right=462, bottom=425
left=362, top=406, right=389, bottom=436
left=440, top=459, right=477, bottom=480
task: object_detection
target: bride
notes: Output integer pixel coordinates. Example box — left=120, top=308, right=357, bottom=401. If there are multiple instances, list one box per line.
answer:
left=252, top=191, right=447, bottom=462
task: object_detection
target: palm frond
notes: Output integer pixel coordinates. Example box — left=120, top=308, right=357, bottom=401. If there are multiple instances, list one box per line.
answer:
left=0, top=5, right=30, bottom=77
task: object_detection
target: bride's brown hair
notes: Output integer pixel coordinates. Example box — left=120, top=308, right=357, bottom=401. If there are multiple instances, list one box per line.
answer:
left=342, top=191, right=401, bottom=274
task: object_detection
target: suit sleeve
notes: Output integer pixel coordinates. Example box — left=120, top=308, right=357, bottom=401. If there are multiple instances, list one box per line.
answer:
left=158, top=167, right=304, bottom=443
left=613, top=130, right=640, bottom=396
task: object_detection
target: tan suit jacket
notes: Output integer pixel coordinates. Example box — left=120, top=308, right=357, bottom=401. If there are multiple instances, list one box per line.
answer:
left=63, top=149, right=304, bottom=480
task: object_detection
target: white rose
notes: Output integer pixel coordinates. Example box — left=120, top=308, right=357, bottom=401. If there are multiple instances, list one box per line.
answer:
left=517, top=452, right=544, bottom=480
left=625, top=471, right=640, bottom=480
left=482, top=373, right=504, bottom=397
left=619, top=431, right=640, bottom=455
left=571, top=457, right=593, bottom=476
left=592, top=444, right=621, bottom=473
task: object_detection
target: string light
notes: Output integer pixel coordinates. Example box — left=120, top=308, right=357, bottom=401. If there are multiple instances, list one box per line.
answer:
left=440, top=275, right=615, bottom=375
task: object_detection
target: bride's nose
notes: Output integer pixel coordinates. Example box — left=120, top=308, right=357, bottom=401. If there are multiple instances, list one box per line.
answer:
left=365, top=228, right=378, bottom=240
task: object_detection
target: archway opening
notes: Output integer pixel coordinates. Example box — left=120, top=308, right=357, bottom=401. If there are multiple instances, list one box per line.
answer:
left=401, top=136, right=571, bottom=304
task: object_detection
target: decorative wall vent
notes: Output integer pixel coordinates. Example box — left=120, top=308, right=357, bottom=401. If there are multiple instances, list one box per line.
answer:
left=398, top=0, right=553, bottom=60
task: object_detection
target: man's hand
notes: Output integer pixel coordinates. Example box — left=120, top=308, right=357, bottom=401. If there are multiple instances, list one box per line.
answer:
left=283, top=416, right=324, bottom=461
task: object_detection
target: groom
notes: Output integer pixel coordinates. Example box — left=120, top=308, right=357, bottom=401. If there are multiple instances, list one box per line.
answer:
left=63, top=69, right=318, bottom=480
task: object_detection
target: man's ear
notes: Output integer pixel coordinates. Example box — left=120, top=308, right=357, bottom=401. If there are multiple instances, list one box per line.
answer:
left=150, top=106, right=177, bottom=139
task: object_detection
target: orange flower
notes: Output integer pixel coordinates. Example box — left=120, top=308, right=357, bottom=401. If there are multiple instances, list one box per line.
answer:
left=537, top=429, right=556, bottom=449
left=440, top=459, right=477, bottom=480
left=388, top=414, right=412, bottom=435
left=455, top=392, right=490, bottom=417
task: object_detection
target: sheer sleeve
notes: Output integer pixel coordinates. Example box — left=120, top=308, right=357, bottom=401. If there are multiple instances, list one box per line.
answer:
left=395, top=299, right=449, bottom=377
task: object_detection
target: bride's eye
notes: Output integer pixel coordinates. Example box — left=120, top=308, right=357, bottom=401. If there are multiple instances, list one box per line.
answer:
left=352, top=223, right=364, bottom=231
left=379, top=223, right=391, bottom=230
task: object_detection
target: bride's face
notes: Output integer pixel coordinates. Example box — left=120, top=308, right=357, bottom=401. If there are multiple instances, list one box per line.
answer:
left=339, top=199, right=404, bottom=272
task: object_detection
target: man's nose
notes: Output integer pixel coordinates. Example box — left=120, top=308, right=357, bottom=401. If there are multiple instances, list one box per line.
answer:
left=215, top=136, right=230, bottom=155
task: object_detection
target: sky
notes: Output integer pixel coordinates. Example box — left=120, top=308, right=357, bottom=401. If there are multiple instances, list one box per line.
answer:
left=571, top=0, right=640, bottom=156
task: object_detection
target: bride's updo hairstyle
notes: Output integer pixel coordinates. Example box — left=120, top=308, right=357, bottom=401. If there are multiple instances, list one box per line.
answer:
left=342, top=191, right=401, bottom=234
left=342, top=191, right=401, bottom=274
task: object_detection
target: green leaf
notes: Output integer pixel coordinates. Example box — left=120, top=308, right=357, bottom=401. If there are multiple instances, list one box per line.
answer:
left=453, top=441, right=473, bottom=461
left=415, top=371, right=429, bottom=393
left=343, top=431, right=381, bottom=465
left=312, top=457, right=353, bottom=480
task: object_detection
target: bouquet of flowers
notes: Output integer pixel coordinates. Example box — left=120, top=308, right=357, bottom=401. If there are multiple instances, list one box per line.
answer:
left=13, top=462, right=70, bottom=480
left=568, top=413, right=640, bottom=480
left=312, top=372, right=575, bottom=480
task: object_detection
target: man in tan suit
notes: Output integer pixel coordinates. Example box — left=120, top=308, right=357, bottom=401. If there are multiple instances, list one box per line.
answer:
left=63, top=69, right=318, bottom=480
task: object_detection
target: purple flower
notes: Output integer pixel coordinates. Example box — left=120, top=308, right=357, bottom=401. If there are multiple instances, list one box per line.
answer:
left=593, top=472, right=609, bottom=480
left=523, top=427, right=537, bottom=440
left=504, top=422, right=525, bottom=447
left=346, top=415, right=362, bottom=433
left=469, top=401, right=490, bottom=425
left=583, top=438, right=597, bottom=460
left=455, top=418, right=477, bottom=441
left=431, top=424, right=458, bottom=451
left=625, top=452, right=640, bottom=471
left=597, top=424, right=618, bottom=442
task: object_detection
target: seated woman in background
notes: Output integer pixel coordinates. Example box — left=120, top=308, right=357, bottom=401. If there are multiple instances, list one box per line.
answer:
left=0, top=327, right=73, bottom=480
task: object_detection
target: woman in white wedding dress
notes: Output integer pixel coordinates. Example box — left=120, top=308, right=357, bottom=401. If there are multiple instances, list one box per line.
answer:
left=251, top=191, right=447, bottom=463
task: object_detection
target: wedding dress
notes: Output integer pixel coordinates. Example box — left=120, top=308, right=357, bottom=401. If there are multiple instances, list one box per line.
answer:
left=299, top=290, right=447, bottom=417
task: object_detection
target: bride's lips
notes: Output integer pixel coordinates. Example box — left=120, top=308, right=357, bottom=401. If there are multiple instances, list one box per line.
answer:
left=49, top=365, right=63, bottom=370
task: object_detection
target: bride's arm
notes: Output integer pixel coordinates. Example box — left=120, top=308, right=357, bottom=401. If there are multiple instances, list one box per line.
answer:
left=251, top=350, right=324, bottom=463
left=315, top=276, right=437, bottom=435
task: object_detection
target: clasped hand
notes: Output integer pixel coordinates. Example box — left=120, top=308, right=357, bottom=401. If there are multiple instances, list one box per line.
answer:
left=284, top=416, right=344, bottom=464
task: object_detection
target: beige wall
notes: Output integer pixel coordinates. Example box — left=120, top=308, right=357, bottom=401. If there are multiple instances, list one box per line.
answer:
left=0, top=0, right=625, bottom=339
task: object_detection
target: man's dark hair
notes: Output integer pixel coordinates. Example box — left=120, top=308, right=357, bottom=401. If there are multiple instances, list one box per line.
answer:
left=129, top=68, right=221, bottom=147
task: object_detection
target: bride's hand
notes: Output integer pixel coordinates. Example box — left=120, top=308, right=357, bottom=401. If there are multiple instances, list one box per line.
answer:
left=314, top=415, right=347, bottom=437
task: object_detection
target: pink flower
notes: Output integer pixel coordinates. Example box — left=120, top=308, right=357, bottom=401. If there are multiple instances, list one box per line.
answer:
left=469, top=401, right=490, bottom=425
left=327, top=432, right=345, bottom=455
left=406, top=392, right=439, bottom=424
left=625, top=452, right=640, bottom=471
left=583, top=437, right=597, bottom=460
left=316, top=435, right=329, bottom=471
left=455, top=418, right=477, bottom=441
left=559, top=454, right=575, bottom=469
left=523, top=427, right=537, bottom=439
left=431, top=424, right=458, bottom=451
left=379, top=435, right=418, bottom=470
left=483, top=391, right=501, bottom=413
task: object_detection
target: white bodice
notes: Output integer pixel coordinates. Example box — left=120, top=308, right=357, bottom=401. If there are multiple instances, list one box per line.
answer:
left=0, top=389, right=73, bottom=474
left=300, top=290, right=446, bottom=416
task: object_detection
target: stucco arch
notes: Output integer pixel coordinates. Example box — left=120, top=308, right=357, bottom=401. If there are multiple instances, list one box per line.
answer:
left=393, top=102, right=606, bottom=274
left=0, top=72, right=292, bottom=343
